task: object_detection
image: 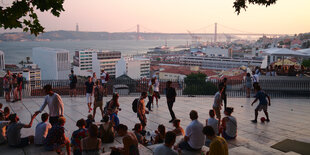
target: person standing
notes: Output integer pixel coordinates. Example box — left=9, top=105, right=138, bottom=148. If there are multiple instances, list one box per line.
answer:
left=3, top=75, right=11, bottom=102
left=245, top=73, right=252, bottom=98
left=93, top=80, right=104, bottom=120
left=85, top=76, right=94, bottom=113
left=146, top=79, right=155, bottom=111
left=69, top=70, right=78, bottom=97
left=17, top=73, right=23, bottom=101
left=35, top=84, right=64, bottom=126
left=92, top=72, right=97, bottom=83
left=213, top=85, right=224, bottom=127
left=251, top=86, right=271, bottom=123
left=100, top=69, right=108, bottom=97
left=165, top=81, right=176, bottom=123
left=137, top=92, right=148, bottom=131
left=151, top=76, right=160, bottom=108
left=219, top=78, right=227, bottom=110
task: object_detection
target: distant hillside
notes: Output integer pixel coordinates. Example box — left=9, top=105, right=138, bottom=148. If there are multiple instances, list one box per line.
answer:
left=0, top=31, right=191, bottom=41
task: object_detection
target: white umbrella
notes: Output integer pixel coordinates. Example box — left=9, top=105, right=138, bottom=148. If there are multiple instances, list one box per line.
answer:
left=297, top=48, right=310, bottom=57
left=262, top=48, right=305, bottom=57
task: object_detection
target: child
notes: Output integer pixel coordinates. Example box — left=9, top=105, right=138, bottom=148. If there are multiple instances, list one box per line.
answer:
left=7, top=113, right=37, bottom=147
left=45, top=117, right=71, bottom=155
left=172, top=119, right=185, bottom=136
left=99, top=115, right=114, bottom=143
left=86, top=114, right=94, bottom=128
left=251, top=85, right=271, bottom=123
left=34, top=113, right=52, bottom=145
left=153, top=124, right=166, bottom=144
left=221, top=107, right=237, bottom=140
left=71, top=119, right=88, bottom=155
left=206, top=109, right=219, bottom=135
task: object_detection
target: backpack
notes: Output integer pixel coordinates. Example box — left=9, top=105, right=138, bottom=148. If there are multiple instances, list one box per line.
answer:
left=132, top=98, right=139, bottom=113
left=105, top=73, right=110, bottom=81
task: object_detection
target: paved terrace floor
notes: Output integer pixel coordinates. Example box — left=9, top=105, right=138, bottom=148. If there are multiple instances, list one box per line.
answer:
left=0, top=96, right=310, bottom=155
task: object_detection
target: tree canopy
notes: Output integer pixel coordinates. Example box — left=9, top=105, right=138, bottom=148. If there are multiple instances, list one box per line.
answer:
left=0, top=0, right=277, bottom=36
left=0, top=0, right=64, bottom=36
left=183, top=73, right=218, bottom=95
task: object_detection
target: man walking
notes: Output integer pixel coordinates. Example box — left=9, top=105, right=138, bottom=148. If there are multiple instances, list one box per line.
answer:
left=69, top=70, right=77, bottom=97
left=35, top=84, right=64, bottom=126
left=219, top=78, right=227, bottom=110
left=100, top=69, right=108, bottom=97
left=85, top=76, right=94, bottom=113
left=166, top=81, right=176, bottom=123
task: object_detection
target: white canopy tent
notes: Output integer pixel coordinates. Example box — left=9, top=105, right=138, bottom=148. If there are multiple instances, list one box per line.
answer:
left=297, top=48, right=310, bottom=57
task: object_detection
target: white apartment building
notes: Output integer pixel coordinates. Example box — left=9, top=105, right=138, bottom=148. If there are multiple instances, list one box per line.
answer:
left=73, top=49, right=121, bottom=78
left=0, top=50, right=5, bottom=70
left=180, top=56, right=262, bottom=70
left=33, top=47, right=70, bottom=80
left=116, top=57, right=150, bottom=79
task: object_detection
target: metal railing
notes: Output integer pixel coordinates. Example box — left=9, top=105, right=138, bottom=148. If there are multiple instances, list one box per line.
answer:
left=1, top=76, right=310, bottom=98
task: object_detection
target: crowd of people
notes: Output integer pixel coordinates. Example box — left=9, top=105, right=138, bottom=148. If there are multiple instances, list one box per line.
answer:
left=3, top=70, right=23, bottom=103
left=0, top=68, right=274, bottom=155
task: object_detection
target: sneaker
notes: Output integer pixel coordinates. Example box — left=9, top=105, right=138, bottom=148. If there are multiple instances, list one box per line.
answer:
left=251, top=120, right=257, bottom=123
left=266, top=119, right=270, bottom=122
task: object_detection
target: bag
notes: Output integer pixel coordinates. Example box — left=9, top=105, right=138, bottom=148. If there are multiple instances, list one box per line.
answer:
left=105, top=73, right=110, bottom=81
left=132, top=98, right=139, bottom=113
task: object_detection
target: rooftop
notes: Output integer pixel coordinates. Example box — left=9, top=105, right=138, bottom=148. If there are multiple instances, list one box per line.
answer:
left=1, top=96, right=309, bottom=155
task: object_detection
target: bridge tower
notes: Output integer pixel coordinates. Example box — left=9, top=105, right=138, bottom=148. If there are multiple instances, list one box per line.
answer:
left=136, top=24, right=140, bottom=40
left=214, top=22, right=217, bottom=43
left=76, top=23, right=79, bottom=32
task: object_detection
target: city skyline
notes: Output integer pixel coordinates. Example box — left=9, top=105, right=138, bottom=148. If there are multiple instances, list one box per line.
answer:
left=0, top=0, right=310, bottom=34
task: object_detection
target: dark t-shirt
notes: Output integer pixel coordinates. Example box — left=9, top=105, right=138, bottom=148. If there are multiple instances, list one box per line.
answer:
left=45, top=124, right=65, bottom=145
left=85, top=81, right=94, bottom=93
left=255, top=90, right=268, bottom=105
left=166, top=87, right=176, bottom=101
left=17, top=77, right=23, bottom=85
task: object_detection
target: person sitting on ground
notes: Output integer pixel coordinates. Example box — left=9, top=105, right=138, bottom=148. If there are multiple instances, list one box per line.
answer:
left=205, top=109, right=219, bottom=146
left=71, top=119, right=88, bottom=155
left=203, top=126, right=228, bottom=155
left=86, top=114, right=94, bottom=128
left=3, top=107, right=10, bottom=120
left=176, top=110, right=205, bottom=152
left=98, top=115, right=114, bottom=143
left=221, top=107, right=237, bottom=140
left=81, top=124, right=101, bottom=155
left=154, top=131, right=179, bottom=155
left=34, top=113, right=52, bottom=145
left=7, top=113, right=37, bottom=147
left=153, top=124, right=166, bottom=144
left=45, top=117, right=71, bottom=155
left=0, top=112, right=9, bottom=144
left=172, top=119, right=185, bottom=136
left=251, top=85, right=271, bottom=123
left=110, top=124, right=139, bottom=155
left=132, top=123, right=147, bottom=145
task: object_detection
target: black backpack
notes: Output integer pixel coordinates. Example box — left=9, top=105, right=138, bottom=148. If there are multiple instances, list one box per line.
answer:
left=132, top=98, right=139, bottom=113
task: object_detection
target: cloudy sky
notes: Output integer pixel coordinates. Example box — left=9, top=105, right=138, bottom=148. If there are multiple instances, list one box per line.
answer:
left=1, top=0, right=310, bottom=34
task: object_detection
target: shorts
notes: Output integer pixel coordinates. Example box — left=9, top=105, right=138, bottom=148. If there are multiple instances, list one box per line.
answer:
left=10, top=137, right=29, bottom=148
left=213, top=107, right=221, bottom=120
left=94, top=100, right=103, bottom=108
left=223, top=130, right=236, bottom=140
left=255, top=104, right=268, bottom=112
left=138, top=114, right=147, bottom=127
left=154, top=91, right=160, bottom=99
left=70, top=83, right=76, bottom=89
left=86, top=93, right=92, bottom=103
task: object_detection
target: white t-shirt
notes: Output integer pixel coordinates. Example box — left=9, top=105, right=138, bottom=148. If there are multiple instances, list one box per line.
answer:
left=185, top=120, right=205, bottom=149
left=39, top=93, right=64, bottom=117
left=213, top=92, right=222, bottom=108
left=154, top=144, right=178, bottom=155
left=101, top=72, right=107, bottom=84
left=225, top=116, right=237, bottom=137
left=207, top=118, right=219, bottom=135
left=34, top=122, right=52, bottom=145
left=253, top=74, right=259, bottom=83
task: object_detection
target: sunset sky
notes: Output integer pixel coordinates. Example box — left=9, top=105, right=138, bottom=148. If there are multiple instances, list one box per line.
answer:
left=1, top=0, right=310, bottom=34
